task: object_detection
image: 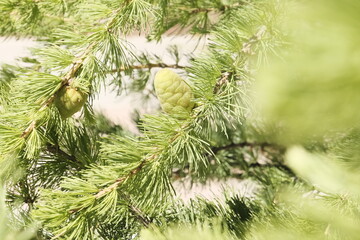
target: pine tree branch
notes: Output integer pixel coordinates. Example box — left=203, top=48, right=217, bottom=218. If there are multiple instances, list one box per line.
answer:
left=249, top=162, right=295, bottom=177
left=94, top=160, right=147, bottom=199
left=39, top=11, right=275, bottom=238
left=128, top=203, right=151, bottom=227
left=120, top=192, right=151, bottom=227
left=212, top=142, right=284, bottom=154
left=67, top=160, right=148, bottom=218
left=213, top=25, right=267, bottom=94
left=46, top=144, right=77, bottom=163
left=177, top=2, right=246, bottom=14
left=109, top=63, right=186, bottom=73
left=61, top=43, right=97, bottom=85
left=94, top=24, right=270, bottom=202
left=177, top=7, right=215, bottom=13
left=211, top=141, right=296, bottom=177
left=242, top=25, right=267, bottom=55
left=19, top=3, right=133, bottom=139
left=213, top=72, right=232, bottom=93
left=20, top=43, right=96, bottom=139
left=20, top=121, right=36, bottom=138
left=19, top=178, right=36, bottom=205
left=212, top=141, right=293, bottom=175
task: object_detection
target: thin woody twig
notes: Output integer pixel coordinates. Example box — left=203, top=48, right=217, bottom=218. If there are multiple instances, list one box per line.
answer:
left=249, top=162, right=295, bottom=176
left=120, top=192, right=151, bottom=227
left=211, top=142, right=293, bottom=176
left=242, top=25, right=267, bottom=54
left=109, top=63, right=186, bottom=73
left=46, top=144, right=77, bottom=163
left=21, top=121, right=36, bottom=138
left=213, top=25, right=267, bottom=93
left=177, top=2, right=245, bottom=14
left=212, top=142, right=283, bottom=154
left=213, top=72, right=231, bottom=93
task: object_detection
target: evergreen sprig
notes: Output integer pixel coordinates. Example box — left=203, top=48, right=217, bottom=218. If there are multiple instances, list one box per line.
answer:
left=28, top=1, right=285, bottom=238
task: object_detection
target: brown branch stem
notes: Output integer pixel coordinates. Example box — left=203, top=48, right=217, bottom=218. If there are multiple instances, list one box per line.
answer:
left=211, top=142, right=293, bottom=176
left=94, top=160, right=146, bottom=199
left=249, top=162, right=295, bottom=176
left=110, top=63, right=186, bottom=73
left=213, top=25, right=267, bottom=93
left=120, top=192, right=151, bottom=227
left=46, top=144, right=77, bottom=163
left=177, top=2, right=245, bottom=14
left=241, top=25, right=267, bottom=54
left=212, top=142, right=284, bottom=154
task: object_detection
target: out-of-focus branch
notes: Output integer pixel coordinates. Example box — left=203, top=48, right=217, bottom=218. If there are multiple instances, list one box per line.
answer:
left=109, top=63, right=187, bottom=73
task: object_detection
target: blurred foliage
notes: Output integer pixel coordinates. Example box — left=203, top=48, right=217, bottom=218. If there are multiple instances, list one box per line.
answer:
left=0, top=187, right=35, bottom=240
left=255, top=0, right=360, bottom=143
left=246, top=0, right=360, bottom=240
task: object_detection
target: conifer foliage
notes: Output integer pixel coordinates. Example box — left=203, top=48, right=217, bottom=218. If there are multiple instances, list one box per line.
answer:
left=0, top=0, right=360, bottom=239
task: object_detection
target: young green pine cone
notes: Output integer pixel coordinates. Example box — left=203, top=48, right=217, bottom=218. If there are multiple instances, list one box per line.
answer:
left=154, top=69, right=194, bottom=118
left=54, top=86, right=87, bottom=119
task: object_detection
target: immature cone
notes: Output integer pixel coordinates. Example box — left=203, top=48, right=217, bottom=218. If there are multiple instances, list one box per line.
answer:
left=54, top=86, right=87, bottom=119
left=154, top=69, right=194, bottom=118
